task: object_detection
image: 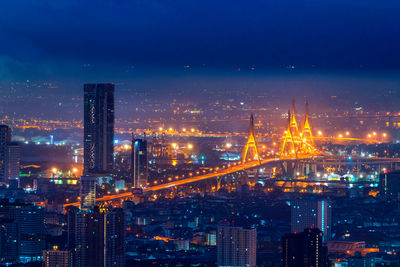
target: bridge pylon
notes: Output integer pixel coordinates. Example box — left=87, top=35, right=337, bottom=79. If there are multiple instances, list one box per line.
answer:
left=280, top=109, right=300, bottom=159
left=242, top=114, right=261, bottom=165
left=290, top=98, right=300, bottom=137
left=301, top=101, right=314, bottom=146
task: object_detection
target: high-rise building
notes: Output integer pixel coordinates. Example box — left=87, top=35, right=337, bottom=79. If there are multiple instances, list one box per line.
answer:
left=7, top=142, right=20, bottom=180
left=80, top=176, right=96, bottom=211
left=131, top=137, right=148, bottom=188
left=217, top=226, right=257, bottom=267
left=73, top=206, right=125, bottom=267
left=84, top=83, right=115, bottom=175
left=66, top=206, right=80, bottom=249
left=105, top=208, right=125, bottom=267
left=43, top=246, right=72, bottom=267
left=0, top=219, right=18, bottom=264
left=282, top=228, right=328, bottom=267
left=0, top=199, right=44, bottom=264
left=0, top=125, right=11, bottom=182
left=0, top=126, right=19, bottom=183
left=75, top=208, right=104, bottom=267
left=291, top=198, right=332, bottom=240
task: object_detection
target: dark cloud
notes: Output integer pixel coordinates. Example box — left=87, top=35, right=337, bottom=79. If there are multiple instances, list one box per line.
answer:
left=0, top=0, right=400, bottom=80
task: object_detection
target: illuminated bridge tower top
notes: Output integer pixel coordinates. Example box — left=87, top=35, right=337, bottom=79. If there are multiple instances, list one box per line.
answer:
left=280, top=110, right=299, bottom=159
left=301, top=101, right=314, bottom=146
left=290, top=98, right=300, bottom=138
left=242, top=114, right=261, bottom=165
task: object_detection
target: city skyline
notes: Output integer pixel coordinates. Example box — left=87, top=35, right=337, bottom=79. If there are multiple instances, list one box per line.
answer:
left=1, top=1, right=400, bottom=266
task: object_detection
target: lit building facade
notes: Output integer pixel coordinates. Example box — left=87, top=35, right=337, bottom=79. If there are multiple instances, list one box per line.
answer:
left=43, top=247, right=72, bottom=267
left=291, top=198, right=332, bottom=240
left=217, top=226, right=257, bottom=267
left=80, top=175, right=96, bottom=211
left=282, top=228, right=328, bottom=267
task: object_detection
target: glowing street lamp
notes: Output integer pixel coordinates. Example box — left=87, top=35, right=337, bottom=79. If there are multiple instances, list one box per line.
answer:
left=317, top=130, right=323, bottom=136
left=187, top=144, right=193, bottom=150
left=226, top=143, right=232, bottom=149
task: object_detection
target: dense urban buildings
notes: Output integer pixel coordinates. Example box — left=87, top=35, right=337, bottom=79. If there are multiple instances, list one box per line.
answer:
left=84, top=83, right=115, bottom=176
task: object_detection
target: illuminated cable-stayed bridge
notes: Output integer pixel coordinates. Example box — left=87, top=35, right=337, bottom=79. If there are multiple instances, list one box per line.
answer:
left=64, top=101, right=400, bottom=208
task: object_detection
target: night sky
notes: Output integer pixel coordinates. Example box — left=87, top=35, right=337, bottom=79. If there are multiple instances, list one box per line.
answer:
left=0, top=0, right=400, bottom=109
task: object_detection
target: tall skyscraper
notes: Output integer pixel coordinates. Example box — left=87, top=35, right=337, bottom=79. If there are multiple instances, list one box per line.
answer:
left=80, top=176, right=96, bottom=211
left=131, top=136, right=148, bottom=188
left=73, top=206, right=125, bottom=267
left=84, top=83, right=115, bottom=175
left=282, top=228, right=328, bottom=267
left=217, top=226, right=257, bottom=267
left=291, top=198, right=332, bottom=240
left=0, top=125, right=19, bottom=183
